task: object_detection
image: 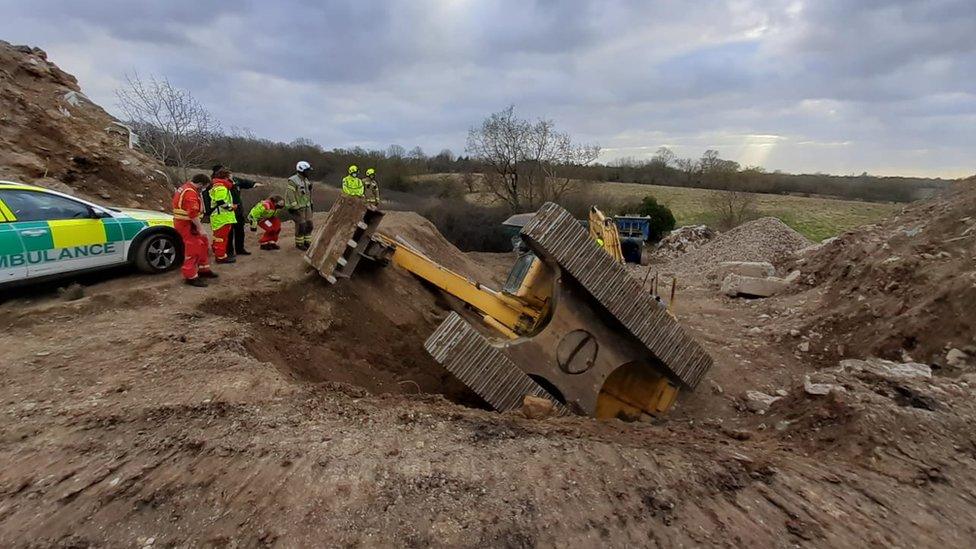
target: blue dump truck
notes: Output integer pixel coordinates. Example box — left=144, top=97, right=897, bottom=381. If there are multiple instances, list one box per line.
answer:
left=503, top=212, right=653, bottom=264
left=613, top=215, right=652, bottom=263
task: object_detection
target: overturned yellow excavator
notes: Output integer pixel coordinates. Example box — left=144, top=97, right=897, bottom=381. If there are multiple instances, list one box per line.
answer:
left=306, top=196, right=713, bottom=420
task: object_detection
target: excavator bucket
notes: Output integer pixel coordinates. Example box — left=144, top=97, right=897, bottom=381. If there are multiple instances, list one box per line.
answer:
left=304, top=195, right=384, bottom=283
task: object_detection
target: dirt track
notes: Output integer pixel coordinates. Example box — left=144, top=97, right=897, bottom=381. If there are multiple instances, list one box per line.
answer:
left=2, top=211, right=976, bottom=548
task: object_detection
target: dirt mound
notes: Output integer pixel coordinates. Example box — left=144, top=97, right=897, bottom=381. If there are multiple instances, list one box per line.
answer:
left=657, top=217, right=812, bottom=278
left=0, top=41, right=170, bottom=209
left=379, top=211, right=495, bottom=281
left=792, top=180, right=976, bottom=364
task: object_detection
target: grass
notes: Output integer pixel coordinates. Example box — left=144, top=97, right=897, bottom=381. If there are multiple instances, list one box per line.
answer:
left=586, top=181, right=900, bottom=242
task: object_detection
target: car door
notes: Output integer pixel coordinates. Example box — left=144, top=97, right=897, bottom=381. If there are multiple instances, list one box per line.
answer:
left=0, top=197, right=28, bottom=283
left=0, top=189, right=125, bottom=278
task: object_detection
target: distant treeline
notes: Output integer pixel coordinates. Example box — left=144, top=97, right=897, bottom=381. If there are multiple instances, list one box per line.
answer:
left=201, top=134, right=956, bottom=204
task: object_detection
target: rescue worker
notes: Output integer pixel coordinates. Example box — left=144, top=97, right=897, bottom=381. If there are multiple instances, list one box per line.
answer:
left=227, top=171, right=256, bottom=258
left=362, top=167, right=380, bottom=205
left=173, top=174, right=218, bottom=287
left=341, top=164, right=364, bottom=198
left=205, top=165, right=255, bottom=258
left=209, top=167, right=238, bottom=263
left=248, top=194, right=285, bottom=250
left=286, top=161, right=314, bottom=250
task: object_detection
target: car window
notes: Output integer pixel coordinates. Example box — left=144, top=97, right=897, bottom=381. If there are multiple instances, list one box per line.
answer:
left=0, top=189, right=92, bottom=222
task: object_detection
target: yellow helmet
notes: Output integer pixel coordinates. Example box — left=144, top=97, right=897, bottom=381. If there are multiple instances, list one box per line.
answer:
left=366, top=168, right=375, bottom=177
left=348, top=165, right=358, bottom=175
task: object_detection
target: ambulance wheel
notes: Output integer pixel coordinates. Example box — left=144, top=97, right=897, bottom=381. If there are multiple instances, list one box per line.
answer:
left=135, top=232, right=181, bottom=273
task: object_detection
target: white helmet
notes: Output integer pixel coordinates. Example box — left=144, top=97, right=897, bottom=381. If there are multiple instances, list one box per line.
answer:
left=296, top=161, right=312, bottom=173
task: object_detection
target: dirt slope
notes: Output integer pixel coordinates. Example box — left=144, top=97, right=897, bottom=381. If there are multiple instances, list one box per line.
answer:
left=791, top=179, right=976, bottom=364
left=0, top=41, right=170, bottom=209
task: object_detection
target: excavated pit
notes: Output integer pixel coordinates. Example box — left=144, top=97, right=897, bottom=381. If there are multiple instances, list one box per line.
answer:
left=211, top=264, right=490, bottom=407
left=204, top=211, right=514, bottom=409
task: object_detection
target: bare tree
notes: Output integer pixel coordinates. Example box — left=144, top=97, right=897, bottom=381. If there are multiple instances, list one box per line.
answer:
left=707, top=189, right=758, bottom=230
left=652, top=146, right=676, bottom=168
left=386, top=144, right=406, bottom=159
left=115, top=73, right=220, bottom=182
left=466, top=105, right=599, bottom=211
left=675, top=157, right=699, bottom=185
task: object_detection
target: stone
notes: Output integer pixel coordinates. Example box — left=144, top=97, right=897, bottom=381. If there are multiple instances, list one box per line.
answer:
left=748, top=326, right=763, bottom=335
left=57, top=283, right=84, bottom=301
left=709, top=380, right=724, bottom=395
left=721, top=274, right=790, bottom=298
left=789, top=329, right=801, bottom=337
left=783, top=270, right=802, bottom=284
left=798, top=341, right=810, bottom=352
left=714, top=261, right=776, bottom=280
left=268, top=274, right=282, bottom=282
left=744, top=390, right=780, bottom=413
left=803, top=375, right=845, bottom=396
left=946, top=348, right=970, bottom=368
left=775, top=389, right=788, bottom=397
left=521, top=395, right=555, bottom=419
left=840, top=357, right=932, bottom=380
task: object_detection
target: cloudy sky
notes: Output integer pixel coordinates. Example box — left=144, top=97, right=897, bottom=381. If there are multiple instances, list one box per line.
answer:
left=2, top=0, right=974, bottom=177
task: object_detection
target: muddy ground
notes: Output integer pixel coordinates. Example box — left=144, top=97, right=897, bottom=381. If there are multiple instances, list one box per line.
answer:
left=1, top=211, right=975, bottom=548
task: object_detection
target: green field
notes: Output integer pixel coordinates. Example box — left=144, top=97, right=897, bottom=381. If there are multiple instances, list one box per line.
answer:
left=586, top=181, right=900, bottom=242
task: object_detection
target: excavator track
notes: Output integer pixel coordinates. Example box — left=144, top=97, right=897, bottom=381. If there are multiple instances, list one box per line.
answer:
left=426, top=313, right=570, bottom=415
left=521, top=202, right=713, bottom=389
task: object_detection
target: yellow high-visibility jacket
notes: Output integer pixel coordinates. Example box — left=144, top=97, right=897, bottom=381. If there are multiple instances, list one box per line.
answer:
left=342, top=175, right=364, bottom=197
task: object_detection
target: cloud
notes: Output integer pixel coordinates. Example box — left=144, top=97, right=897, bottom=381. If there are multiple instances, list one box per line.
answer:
left=0, top=0, right=972, bottom=176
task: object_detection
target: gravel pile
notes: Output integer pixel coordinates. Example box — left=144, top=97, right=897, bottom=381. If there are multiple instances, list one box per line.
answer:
left=657, top=217, right=812, bottom=278
left=654, top=224, right=717, bottom=260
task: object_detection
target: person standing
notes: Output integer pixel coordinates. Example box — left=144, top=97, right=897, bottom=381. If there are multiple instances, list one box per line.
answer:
left=248, top=194, right=285, bottom=250
left=341, top=164, right=364, bottom=198
left=209, top=167, right=238, bottom=263
left=227, top=172, right=256, bottom=258
left=286, top=161, right=314, bottom=250
left=172, top=174, right=218, bottom=287
left=363, top=167, right=380, bottom=205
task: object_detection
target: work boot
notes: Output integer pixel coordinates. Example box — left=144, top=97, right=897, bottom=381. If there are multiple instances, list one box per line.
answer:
left=198, top=270, right=219, bottom=279
left=215, top=256, right=236, bottom=264
left=270, top=243, right=280, bottom=250
left=237, top=249, right=252, bottom=256
left=184, top=277, right=208, bottom=288
left=260, top=244, right=273, bottom=251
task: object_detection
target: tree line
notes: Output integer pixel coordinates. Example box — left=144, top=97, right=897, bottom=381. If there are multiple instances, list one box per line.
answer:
left=116, top=73, right=954, bottom=209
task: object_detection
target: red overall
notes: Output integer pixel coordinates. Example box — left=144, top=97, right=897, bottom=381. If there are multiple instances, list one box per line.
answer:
left=258, top=217, right=281, bottom=244
left=172, top=183, right=211, bottom=280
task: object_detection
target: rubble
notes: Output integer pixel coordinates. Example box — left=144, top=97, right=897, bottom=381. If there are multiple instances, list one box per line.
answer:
left=654, top=224, right=716, bottom=259
left=803, top=375, right=845, bottom=396
left=744, top=390, right=781, bottom=413
left=658, top=217, right=812, bottom=278
left=839, top=357, right=932, bottom=380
